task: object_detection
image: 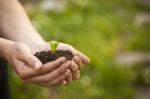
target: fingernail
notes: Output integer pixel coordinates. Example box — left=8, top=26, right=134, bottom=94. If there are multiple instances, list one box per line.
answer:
left=62, top=80, right=67, bottom=85
left=84, top=57, right=90, bottom=64
left=74, top=56, right=78, bottom=62
left=60, top=57, right=66, bottom=62
left=34, top=61, right=42, bottom=69
left=87, top=57, right=91, bottom=64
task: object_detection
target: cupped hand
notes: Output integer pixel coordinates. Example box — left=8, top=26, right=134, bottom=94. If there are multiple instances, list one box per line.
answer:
left=43, top=42, right=90, bottom=65
left=4, top=41, right=90, bottom=86
left=58, top=42, right=90, bottom=65
left=3, top=42, right=72, bottom=87
left=58, top=42, right=90, bottom=84
left=43, top=42, right=90, bottom=84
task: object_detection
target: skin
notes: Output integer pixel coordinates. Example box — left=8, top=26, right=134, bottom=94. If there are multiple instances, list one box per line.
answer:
left=0, top=0, right=90, bottom=87
left=0, top=38, right=71, bottom=86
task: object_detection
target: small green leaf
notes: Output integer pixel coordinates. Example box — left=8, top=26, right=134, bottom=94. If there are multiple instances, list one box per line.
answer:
left=49, top=41, right=59, bottom=54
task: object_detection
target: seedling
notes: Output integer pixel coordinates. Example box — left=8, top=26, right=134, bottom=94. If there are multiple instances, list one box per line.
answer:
left=35, top=41, right=73, bottom=64
left=49, top=41, right=59, bottom=54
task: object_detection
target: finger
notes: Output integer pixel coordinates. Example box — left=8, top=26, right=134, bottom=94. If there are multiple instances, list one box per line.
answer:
left=70, top=61, right=80, bottom=80
left=15, top=57, right=66, bottom=79
left=75, top=50, right=90, bottom=65
left=24, top=69, right=70, bottom=87
left=67, top=45, right=90, bottom=64
left=62, top=80, right=67, bottom=85
left=45, top=69, right=70, bottom=86
left=73, top=56, right=82, bottom=69
left=57, top=43, right=90, bottom=64
left=23, top=61, right=71, bottom=84
left=66, top=45, right=90, bottom=64
left=65, top=69, right=72, bottom=84
left=13, top=59, right=35, bottom=79
left=21, top=52, right=42, bottom=70
left=38, top=57, right=66, bottom=74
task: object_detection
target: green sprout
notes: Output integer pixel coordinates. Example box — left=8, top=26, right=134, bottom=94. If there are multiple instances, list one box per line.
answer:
left=49, top=41, right=59, bottom=54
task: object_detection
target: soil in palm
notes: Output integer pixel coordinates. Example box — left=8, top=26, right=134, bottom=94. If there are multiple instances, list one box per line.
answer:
left=34, top=50, right=74, bottom=64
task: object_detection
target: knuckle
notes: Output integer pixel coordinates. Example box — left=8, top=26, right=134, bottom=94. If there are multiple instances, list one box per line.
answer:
left=54, top=77, right=65, bottom=85
left=37, top=66, right=44, bottom=73
left=52, top=61, right=60, bottom=68
left=29, top=58, right=37, bottom=67
left=14, top=42, right=24, bottom=49
left=15, top=42, right=25, bottom=47
left=58, top=62, right=70, bottom=73
left=62, top=73, right=66, bottom=80
left=65, top=69, right=70, bottom=76
left=58, top=66, right=66, bottom=73
left=13, top=42, right=24, bottom=55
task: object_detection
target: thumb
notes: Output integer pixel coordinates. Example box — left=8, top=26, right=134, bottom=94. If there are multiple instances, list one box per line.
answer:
left=76, top=51, right=90, bottom=64
left=15, top=43, right=42, bottom=70
left=22, top=53, right=42, bottom=70
left=70, top=47, right=90, bottom=64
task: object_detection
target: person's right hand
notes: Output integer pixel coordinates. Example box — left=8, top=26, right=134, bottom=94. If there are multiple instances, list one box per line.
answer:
left=43, top=42, right=90, bottom=84
left=2, top=41, right=71, bottom=87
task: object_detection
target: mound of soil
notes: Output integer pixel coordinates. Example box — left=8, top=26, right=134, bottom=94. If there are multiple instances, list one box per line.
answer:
left=34, top=50, right=74, bottom=64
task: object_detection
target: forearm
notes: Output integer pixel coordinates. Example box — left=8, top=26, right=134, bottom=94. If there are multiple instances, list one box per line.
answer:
left=0, top=0, right=46, bottom=49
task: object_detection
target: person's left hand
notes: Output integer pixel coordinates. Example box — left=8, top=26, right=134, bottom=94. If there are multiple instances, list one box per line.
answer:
left=58, top=43, right=90, bottom=84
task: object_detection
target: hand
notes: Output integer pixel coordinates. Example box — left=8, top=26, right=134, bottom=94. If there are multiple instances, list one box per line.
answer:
left=58, top=43, right=90, bottom=84
left=43, top=42, right=90, bottom=84
left=58, top=42, right=90, bottom=65
left=2, top=41, right=72, bottom=87
left=10, top=41, right=90, bottom=85
left=40, top=42, right=90, bottom=65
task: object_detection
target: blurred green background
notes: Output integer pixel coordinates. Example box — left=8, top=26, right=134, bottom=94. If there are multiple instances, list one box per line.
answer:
left=9, top=0, right=150, bottom=99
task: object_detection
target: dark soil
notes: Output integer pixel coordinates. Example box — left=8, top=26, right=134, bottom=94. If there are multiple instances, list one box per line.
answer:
left=34, top=50, right=74, bottom=64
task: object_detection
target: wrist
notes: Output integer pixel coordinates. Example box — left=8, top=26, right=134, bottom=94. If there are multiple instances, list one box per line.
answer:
left=26, top=39, right=49, bottom=54
left=0, top=38, right=15, bottom=60
left=6, top=30, right=47, bottom=54
left=16, top=31, right=46, bottom=50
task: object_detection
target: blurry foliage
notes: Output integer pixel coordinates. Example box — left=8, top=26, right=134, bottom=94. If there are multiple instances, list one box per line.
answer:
left=9, top=0, right=150, bottom=99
